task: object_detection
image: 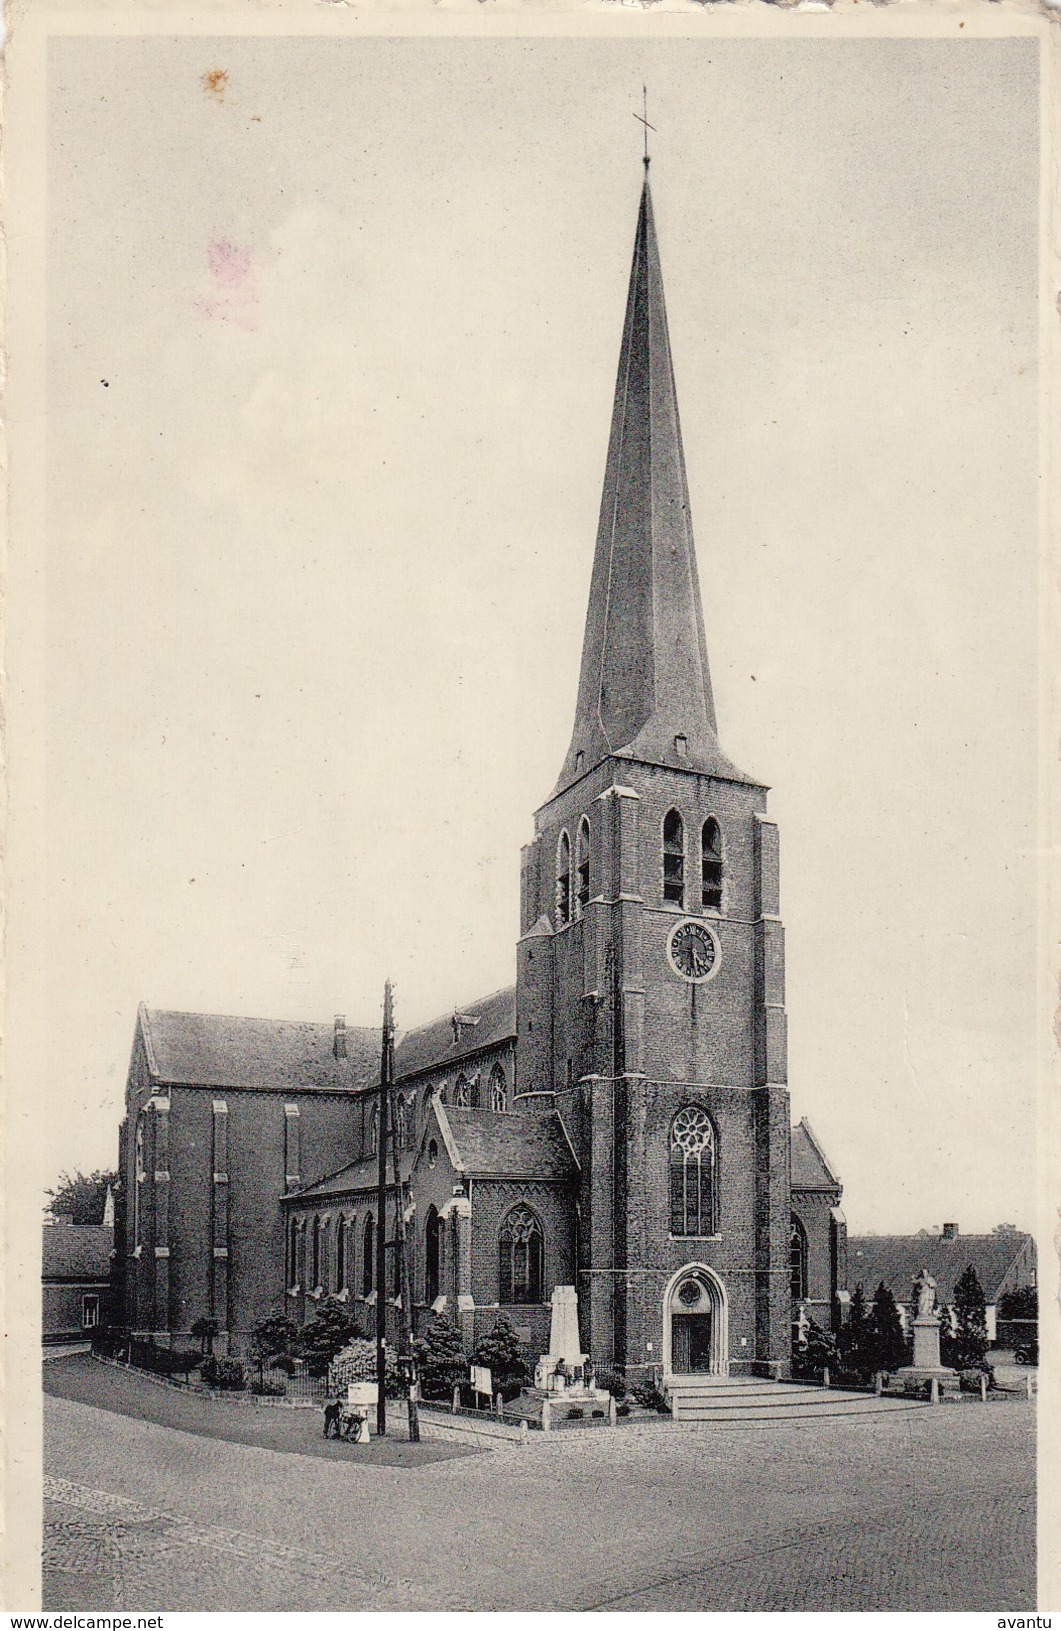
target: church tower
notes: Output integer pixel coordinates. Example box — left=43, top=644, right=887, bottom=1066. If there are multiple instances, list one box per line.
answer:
left=516, top=172, right=792, bottom=1382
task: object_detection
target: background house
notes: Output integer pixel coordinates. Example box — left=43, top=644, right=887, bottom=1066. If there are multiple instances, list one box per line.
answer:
left=42, top=1218, right=114, bottom=1345
left=845, top=1224, right=1036, bottom=1343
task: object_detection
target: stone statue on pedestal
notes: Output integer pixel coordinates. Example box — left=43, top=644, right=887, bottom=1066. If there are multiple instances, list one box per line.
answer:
left=914, top=1270, right=937, bottom=1319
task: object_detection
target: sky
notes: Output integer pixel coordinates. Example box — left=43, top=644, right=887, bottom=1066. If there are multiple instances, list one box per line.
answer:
left=41, top=33, right=1039, bottom=1233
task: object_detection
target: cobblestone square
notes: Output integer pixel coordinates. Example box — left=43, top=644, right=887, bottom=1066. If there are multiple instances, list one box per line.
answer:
left=42, top=1357, right=1035, bottom=1611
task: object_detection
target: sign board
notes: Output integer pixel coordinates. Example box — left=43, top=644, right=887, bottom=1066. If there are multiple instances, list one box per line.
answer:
left=470, top=1365, right=492, bottom=1397
left=346, top=1381, right=378, bottom=1406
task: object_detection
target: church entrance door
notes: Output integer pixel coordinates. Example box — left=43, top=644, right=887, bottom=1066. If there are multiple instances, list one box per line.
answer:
left=672, top=1312, right=713, bottom=1374
left=664, top=1266, right=728, bottom=1378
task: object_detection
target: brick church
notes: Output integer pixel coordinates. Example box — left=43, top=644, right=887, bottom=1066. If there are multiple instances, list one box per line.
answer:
left=115, top=170, right=846, bottom=1385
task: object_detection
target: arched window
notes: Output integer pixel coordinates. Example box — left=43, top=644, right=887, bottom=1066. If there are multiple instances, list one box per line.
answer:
left=133, top=1117, right=145, bottom=1248
left=556, top=830, right=572, bottom=926
left=311, top=1215, right=322, bottom=1289
left=702, top=818, right=723, bottom=911
left=663, top=810, right=685, bottom=906
left=288, top=1217, right=298, bottom=1288
left=336, top=1215, right=347, bottom=1293
left=454, top=1073, right=471, bottom=1108
left=499, top=1204, right=544, bottom=1304
left=490, top=1062, right=508, bottom=1113
left=669, top=1105, right=716, bottom=1237
left=790, top=1217, right=808, bottom=1303
left=394, top=1095, right=408, bottom=1150
left=576, top=818, right=591, bottom=915
left=362, top=1214, right=374, bottom=1296
left=367, top=1099, right=379, bottom=1158
left=296, top=1220, right=306, bottom=1288
left=425, top=1205, right=441, bottom=1303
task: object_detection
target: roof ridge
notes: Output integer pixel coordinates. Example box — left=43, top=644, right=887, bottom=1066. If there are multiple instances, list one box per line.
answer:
left=397, top=985, right=516, bottom=1043
left=142, top=1004, right=377, bottom=1032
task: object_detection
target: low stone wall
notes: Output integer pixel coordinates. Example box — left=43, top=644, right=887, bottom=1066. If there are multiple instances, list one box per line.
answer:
left=91, top=1353, right=318, bottom=1409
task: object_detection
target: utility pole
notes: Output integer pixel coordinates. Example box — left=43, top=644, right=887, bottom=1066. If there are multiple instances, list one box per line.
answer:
left=375, top=980, right=393, bottom=1436
left=388, top=1063, right=420, bottom=1444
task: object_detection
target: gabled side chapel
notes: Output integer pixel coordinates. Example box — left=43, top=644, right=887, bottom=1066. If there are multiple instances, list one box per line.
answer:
left=116, top=171, right=846, bottom=1383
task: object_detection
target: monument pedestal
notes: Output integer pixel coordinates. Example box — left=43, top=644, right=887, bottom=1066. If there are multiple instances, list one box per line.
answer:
left=894, top=1315, right=959, bottom=1397
left=525, top=1286, right=614, bottom=1425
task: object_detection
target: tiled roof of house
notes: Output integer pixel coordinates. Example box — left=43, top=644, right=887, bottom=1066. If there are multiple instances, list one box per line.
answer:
left=441, top=1106, right=578, bottom=1181
left=42, top=1222, right=113, bottom=1281
left=140, top=1006, right=379, bottom=1093
left=284, top=1151, right=415, bottom=1203
left=791, top=1118, right=841, bottom=1191
left=846, top=1233, right=1033, bottom=1306
left=394, top=986, right=516, bottom=1082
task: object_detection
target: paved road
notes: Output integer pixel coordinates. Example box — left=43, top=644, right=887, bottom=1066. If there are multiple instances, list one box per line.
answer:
left=43, top=1358, right=1035, bottom=1612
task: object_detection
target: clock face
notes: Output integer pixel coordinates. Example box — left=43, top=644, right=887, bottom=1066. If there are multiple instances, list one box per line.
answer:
left=667, top=919, right=721, bottom=984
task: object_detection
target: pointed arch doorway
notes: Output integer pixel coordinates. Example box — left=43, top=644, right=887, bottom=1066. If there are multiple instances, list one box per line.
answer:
left=663, top=1265, right=728, bottom=1379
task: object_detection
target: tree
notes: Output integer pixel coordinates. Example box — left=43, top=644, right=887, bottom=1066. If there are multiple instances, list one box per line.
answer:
left=191, top=1316, right=219, bottom=1357
left=997, top=1286, right=1037, bottom=1322
left=45, top=1169, right=118, bottom=1225
left=867, top=1281, right=908, bottom=1371
left=838, top=1284, right=871, bottom=1377
left=471, top=1315, right=529, bottom=1399
left=299, top=1297, right=358, bottom=1378
left=413, top=1314, right=466, bottom=1400
left=950, top=1264, right=988, bottom=1369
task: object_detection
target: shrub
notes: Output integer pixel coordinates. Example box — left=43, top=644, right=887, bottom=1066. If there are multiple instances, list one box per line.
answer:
left=251, top=1313, right=301, bottom=1369
left=616, top=1401, right=631, bottom=1417
left=567, top=1407, right=584, bottom=1420
left=165, top=1349, right=202, bottom=1381
left=299, top=1298, right=358, bottom=1378
left=630, top=1381, right=670, bottom=1413
left=202, top=1357, right=246, bottom=1391
left=250, top=1376, right=286, bottom=1397
left=471, top=1315, right=529, bottom=1399
left=328, top=1339, right=402, bottom=1398
left=413, top=1315, right=467, bottom=1401
left=792, top=1319, right=838, bottom=1380
left=594, top=1368, right=626, bottom=1400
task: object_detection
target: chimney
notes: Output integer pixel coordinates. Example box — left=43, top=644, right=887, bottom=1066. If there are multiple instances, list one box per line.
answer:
left=333, top=1014, right=347, bottom=1061
left=942, top=1222, right=958, bottom=1241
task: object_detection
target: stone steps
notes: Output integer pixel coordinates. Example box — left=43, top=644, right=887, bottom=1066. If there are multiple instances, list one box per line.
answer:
left=667, top=1376, right=928, bottom=1424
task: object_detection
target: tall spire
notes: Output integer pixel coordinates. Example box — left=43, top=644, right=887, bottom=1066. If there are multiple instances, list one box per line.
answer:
left=551, top=177, right=751, bottom=799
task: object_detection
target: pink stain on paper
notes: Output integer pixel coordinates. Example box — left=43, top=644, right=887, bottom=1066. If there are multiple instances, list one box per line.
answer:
left=195, top=238, right=259, bottom=331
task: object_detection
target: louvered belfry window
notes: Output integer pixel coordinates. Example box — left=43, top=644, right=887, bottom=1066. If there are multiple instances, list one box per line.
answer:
left=576, top=818, right=591, bottom=914
left=702, top=818, right=723, bottom=910
left=557, top=831, right=572, bottom=926
left=663, top=810, right=685, bottom=906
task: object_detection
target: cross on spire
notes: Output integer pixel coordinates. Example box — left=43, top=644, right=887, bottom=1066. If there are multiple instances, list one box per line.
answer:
left=633, top=85, right=656, bottom=170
